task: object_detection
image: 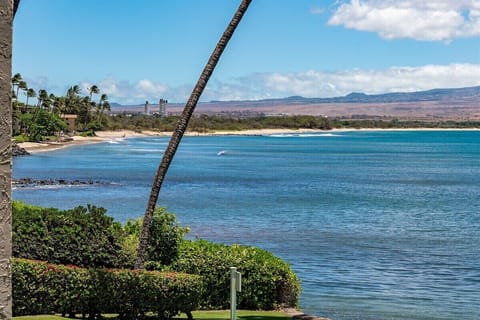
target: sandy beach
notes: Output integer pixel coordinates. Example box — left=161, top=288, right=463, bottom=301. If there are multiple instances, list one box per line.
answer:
left=17, top=127, right=479, bottom=154
left=17, top=129, right=327, bottom=153
left=17, top=130, right=167, bottom=154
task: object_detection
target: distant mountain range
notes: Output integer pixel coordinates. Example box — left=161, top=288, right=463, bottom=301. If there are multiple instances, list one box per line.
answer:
left=209, top=85, right=480, bottom=105
left=111, top=86, right=480, bottom=120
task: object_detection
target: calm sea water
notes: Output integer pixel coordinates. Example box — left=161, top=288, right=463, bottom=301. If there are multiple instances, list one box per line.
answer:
left=13, top=131, right=480, bottom=320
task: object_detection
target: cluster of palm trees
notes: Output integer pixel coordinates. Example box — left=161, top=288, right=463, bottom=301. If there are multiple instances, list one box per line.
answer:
left=11, top=73, right=111, bottom=140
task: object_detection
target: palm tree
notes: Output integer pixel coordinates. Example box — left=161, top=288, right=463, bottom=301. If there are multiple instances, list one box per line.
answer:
left=14, top=0, right=20, bottom=16
left=37, top=89, right=49, bottom=109
left=80, top=96, right=93, bottom=129
left=25, top=87, right=36, bottom=109
left=16, top=79, right=27, bottom=106
left=52, top=95, right=66, bottom=115
left=88, top=85, right=99, bottom=101
left=135, top=0, right=253, bottom=269
left=11, top=73, right=23, bottom=133
left=67, top=84, right=81, bottom=96
left=11, top=72, right=22, bottom=100
left=96, top=93, right=110, bottom=121
left=1, top=1, right=15, bottom=316
left=65, top=85, right=81, bottom=114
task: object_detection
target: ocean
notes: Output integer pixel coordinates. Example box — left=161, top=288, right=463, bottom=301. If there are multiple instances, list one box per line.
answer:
left=12, top=130, right=480, bottom=320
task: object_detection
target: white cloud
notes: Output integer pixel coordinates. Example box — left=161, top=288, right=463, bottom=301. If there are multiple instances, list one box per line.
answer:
left=328, top=0, right=480, bottom=41
left=134, top=79, right=168, bottom=96
left=201, top=63, right=480, bottom=101
left=27, top=64, right=480, bottom=104
left=78, top=78, right=170, bottom=104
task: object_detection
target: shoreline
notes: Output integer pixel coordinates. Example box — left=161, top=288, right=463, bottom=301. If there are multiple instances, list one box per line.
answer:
left=17, top=127, right=480, bottom=154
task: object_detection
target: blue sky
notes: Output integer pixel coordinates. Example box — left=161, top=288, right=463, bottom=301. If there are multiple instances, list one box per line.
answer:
left=13, top=0, right=480, bottom=104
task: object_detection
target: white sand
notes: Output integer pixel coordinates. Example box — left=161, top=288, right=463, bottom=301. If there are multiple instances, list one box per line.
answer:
left=18, top=127, right=479, bottom=154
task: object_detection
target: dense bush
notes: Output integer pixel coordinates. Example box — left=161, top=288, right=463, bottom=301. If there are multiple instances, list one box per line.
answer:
left=124, top=208, right=190, bottom=266
left=13, top=201, right=301, bottom=311
left=106, top=114, right=331, bottom=132
left=12, top=258, right=203, bottom=319
left=163, top=240, right=300, bottom=310
left=12, top=201, right=130, bottom=268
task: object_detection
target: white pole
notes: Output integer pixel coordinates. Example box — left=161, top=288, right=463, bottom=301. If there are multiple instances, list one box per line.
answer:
left=230, top=267, right=237, bottom=320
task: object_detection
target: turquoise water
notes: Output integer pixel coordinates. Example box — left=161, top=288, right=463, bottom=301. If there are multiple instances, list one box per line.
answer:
left=13, top=131, right=480, bottom=320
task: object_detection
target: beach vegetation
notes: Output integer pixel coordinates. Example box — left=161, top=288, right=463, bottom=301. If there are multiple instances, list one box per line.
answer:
left=124, top=208, right=190, bottom=266
left=12, top=258, right=202, bottom=319
left=162, top=240, right=300, bottom=310
left=105, top=114, right=332, bottom=132
left=13, top=134, right=29, bottom=143
left=330, top=118, right=480, bottom=129
left=12, top=201, right=130, bottom=268
left=11, top=73, right=111, bottom=141
left=12, top=201, right=300, bottom=313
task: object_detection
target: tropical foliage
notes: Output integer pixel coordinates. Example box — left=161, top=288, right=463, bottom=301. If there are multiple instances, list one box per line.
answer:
left=11, top=73, right=111, bottom=141
left=12, top=258, right=202, bottom=319
left=164, top=240, right=300, bottom=310
left=124, top=208, right=190, bottom=266
left=12, top=201, right=130, bottom=268
left=106, top=114, right=332, bottom=132
left=12, top=201, right=301, bottom=311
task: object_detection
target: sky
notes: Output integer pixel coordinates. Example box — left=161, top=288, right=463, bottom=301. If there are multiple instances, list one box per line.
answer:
left=12, top=0, right=480, bottom=105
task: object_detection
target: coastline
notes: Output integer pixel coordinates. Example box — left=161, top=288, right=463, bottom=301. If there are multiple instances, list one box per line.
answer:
left=17, top=127, right=479, bottom=154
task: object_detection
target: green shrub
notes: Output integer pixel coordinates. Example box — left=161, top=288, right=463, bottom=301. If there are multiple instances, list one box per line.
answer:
left=13, top=134, right=29, bottom=143
left=125, top=208, right=190, bottom=267
left=165, top=240, right=300, bottom=310
left=12, top=258, right=203, bottom=319
left=12, top=201, right=300, bottom=312
left=12, top=201, right=131, bottom=268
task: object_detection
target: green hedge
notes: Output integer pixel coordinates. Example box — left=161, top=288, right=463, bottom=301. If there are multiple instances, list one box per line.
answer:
left=161, top=240, right=300, bottom=310
left=12, top=201, right=301, bottom=312
left=12, top=201, right=131, bottom=268
left=12, top=258, right=203, bottom=319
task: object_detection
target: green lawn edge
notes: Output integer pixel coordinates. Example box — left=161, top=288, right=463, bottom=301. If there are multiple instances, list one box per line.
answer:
left=14, top=310, right=292, bottom=320
left=180, top=310, right=291, bottom=320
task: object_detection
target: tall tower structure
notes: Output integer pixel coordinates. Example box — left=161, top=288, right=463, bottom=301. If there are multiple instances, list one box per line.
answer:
left=159, top=99, right=168, bottom=118
left=144, top=100, right=150, bottom=115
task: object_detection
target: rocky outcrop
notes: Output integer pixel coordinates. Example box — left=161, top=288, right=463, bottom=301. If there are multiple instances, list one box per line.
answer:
left=13, top=178, right=110, bottom=188
left=283, top=308, right=330, bottom=320
left=12, top=142, right=30, bottom=157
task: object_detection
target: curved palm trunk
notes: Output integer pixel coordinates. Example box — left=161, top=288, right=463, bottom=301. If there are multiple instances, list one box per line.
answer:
left=135, top=0, right=253, bottom=269
left=0, top=0, right=15, bottom=318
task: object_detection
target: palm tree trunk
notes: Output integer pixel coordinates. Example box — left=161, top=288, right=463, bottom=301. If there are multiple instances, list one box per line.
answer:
left=135, top=0, right=253, bottom=269
left=0, top=0, right=14, bottom=318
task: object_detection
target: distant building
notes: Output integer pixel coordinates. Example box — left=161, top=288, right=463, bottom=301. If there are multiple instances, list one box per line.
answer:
left=159, top=99, right=168, bottom=117
left=144, top=101, right=150, bottom=115
left=60, top=114, right=78, bottom=132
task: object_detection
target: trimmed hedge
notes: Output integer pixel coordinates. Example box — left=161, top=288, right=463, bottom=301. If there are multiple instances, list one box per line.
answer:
left=12, top=258, right=203, bottom=319
left=162, top=240, right=300, bottom=310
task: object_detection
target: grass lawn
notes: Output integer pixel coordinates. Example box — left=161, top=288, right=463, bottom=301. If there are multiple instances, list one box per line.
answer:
left=14, top=310, right=292, bottom=320
left=178, top=310, right=291, bottom=320
left=14, top=316, right=66, bottom=320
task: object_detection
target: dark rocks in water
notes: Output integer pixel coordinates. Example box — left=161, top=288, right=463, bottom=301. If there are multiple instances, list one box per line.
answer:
left=13, top=178, right=109, bottom=188
left=12, top=142, right=30, bottom=157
